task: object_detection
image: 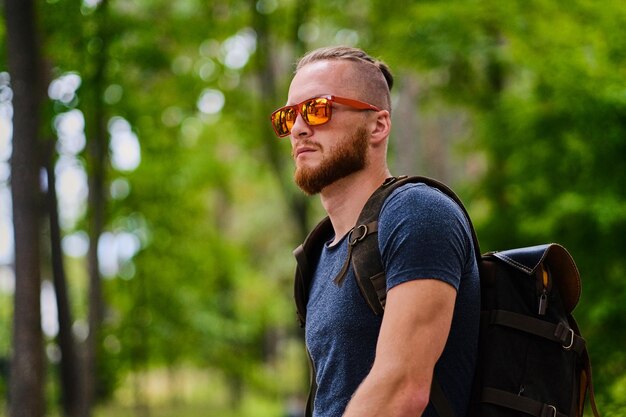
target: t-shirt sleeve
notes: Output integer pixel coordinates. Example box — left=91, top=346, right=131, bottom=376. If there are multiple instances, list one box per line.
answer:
left=378, top=183, right=473, bottom=292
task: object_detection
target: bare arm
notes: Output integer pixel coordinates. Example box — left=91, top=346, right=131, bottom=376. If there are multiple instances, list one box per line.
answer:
left=343, top=278, right=456, bottom=417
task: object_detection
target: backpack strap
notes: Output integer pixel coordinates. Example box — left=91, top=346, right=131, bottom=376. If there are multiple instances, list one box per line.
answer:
left=293, top=216, right=334, bottom=327
left=481, top=387, right=569, bottom=417
left=569, top=316, right=601, bottom=417
left=484, top=310, right=587, bottom=354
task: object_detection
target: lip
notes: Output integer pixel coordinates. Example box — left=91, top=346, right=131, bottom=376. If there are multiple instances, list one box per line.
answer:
left=295, top=146, right=317, bottom=157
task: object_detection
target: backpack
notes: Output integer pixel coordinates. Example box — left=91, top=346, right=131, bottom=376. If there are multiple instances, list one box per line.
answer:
left=293, top=175, right=601, bottom=417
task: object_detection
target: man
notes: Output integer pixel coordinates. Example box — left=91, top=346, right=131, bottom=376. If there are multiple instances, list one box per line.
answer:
left=270, top=46, right=480, bottom=417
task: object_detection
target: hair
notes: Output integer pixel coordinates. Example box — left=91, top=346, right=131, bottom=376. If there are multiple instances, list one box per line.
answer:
left=295, top=46, right=393, bottom=112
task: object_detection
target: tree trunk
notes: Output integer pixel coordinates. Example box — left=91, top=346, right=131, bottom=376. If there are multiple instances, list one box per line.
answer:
left=45, top=143, right=83, bottom=417
left=5, top=0, right=46, bottom=416
left=82, top=1, right=110, bottom=415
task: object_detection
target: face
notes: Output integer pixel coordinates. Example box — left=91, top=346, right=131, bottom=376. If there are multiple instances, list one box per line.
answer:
left=287, top=61, right=371, bottom=194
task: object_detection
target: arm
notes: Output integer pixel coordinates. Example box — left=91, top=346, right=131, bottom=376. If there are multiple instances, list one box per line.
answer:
left=343, top=278, right=456, bottom=417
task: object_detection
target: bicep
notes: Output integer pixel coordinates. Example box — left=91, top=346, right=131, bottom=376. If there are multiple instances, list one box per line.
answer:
left=374, top=278, right=457, bottom=379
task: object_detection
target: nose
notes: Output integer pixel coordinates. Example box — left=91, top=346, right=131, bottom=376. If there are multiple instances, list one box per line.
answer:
left=289, top=112, right=313, bottom=140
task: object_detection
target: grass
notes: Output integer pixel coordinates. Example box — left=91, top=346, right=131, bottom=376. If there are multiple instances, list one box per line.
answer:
left=94, top=396, right=283, bottom=417
left=93, top=367, right=288, bottom=417
left=0, top=366, right=298, bottom=417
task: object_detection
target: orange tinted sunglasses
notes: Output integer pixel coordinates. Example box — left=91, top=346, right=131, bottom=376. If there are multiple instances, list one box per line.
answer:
left=270, top=95, right=381, bottom=137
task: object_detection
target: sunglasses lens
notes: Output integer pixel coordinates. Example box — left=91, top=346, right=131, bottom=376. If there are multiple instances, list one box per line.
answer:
left=303, top=98, right=331, bottom=126
left=272, top=107, right=297, bottom=136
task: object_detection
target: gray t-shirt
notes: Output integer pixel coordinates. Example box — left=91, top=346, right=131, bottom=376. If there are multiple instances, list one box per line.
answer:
left=305, top=183, right=480, bottom=417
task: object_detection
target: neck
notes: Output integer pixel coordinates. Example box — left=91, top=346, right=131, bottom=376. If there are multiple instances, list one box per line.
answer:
left=320, top=166, right=391, bottom=245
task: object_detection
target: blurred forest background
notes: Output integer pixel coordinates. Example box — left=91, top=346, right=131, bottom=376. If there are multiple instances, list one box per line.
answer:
left=1, top=0, right=625, bottom=416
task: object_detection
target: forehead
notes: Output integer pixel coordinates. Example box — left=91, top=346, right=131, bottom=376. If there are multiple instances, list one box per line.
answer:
left=287, top=60, right=356, bottom=104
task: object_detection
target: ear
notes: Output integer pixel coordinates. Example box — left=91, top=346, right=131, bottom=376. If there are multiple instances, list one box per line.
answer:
left=369, top=110, right=391, bottom=147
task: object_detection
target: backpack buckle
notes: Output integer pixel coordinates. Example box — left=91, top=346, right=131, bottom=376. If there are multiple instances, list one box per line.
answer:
left=349, top=224, right=369, bottom=246
left=563, top=328, right=575, bottom=350
left=542, top=405, right=557, bottom=417
left=554, top=322, right=576, bottom=350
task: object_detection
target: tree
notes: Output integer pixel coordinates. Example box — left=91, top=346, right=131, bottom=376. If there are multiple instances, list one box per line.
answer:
left=44, top=140, right=83, bottom=417
left=80, top=1, right=111, bottom=414
left=5, top=0, right=45, bottom=415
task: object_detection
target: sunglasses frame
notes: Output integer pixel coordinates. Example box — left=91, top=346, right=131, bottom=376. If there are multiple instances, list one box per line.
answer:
left=270, top=95, right=381, bottom=137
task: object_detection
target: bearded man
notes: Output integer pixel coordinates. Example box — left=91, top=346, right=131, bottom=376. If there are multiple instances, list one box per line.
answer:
left=270, top=46, right=480, bottom=417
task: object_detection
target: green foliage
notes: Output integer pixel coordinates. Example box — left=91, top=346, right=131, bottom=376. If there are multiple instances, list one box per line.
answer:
left=2, top=0, right=626, bottom=413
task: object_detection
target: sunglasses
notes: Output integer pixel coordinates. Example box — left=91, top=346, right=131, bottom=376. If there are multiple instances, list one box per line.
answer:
left=270, top=95, right=381, bottom=137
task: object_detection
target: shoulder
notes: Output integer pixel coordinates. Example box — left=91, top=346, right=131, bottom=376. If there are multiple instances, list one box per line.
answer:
left=380, top=182, right=465, bottom=224
left=377, top=181, right=474, bottom=266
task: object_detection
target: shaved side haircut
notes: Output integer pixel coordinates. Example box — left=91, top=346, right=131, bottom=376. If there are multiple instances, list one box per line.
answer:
left=295, top=46, right=394, bottom=113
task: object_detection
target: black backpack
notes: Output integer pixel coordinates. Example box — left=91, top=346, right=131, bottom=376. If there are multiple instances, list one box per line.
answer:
left=293, top=175, right=601, bottom=417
